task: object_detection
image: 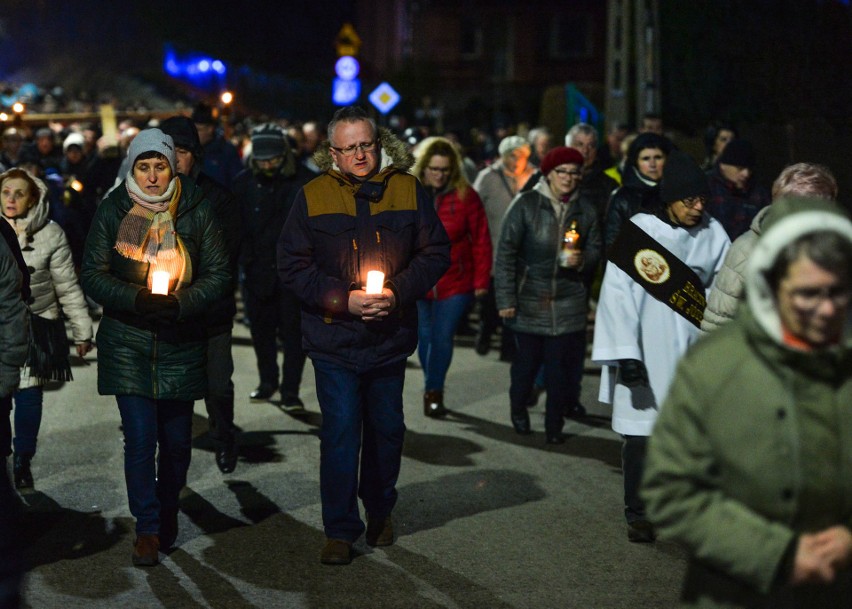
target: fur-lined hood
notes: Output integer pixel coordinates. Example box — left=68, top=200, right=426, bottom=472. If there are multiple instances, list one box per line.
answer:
left=312, top=127, right=413, bottom=174
left=1, top=168, right=51, bottom=245
left=745, top=196, right=852, bottom=347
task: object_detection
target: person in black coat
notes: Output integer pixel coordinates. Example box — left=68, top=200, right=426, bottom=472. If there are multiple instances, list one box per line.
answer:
left=160, top=116, right=242, bottom=474
left=233, top=124, right=316, bottom=409
left=0, top=217, right=30, bottom=609
left=603, top=133, right=673, bottom=250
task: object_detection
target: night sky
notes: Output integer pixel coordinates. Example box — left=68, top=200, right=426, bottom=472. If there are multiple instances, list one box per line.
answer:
left=1, top=1, right=357, bottom=81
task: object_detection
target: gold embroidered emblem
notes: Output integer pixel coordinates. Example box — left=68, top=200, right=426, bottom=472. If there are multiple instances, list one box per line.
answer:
left=634, top=249, right=670, bottom=284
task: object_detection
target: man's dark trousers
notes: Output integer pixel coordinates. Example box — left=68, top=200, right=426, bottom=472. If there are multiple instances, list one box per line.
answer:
left=244, top=280, right=306, bottom=398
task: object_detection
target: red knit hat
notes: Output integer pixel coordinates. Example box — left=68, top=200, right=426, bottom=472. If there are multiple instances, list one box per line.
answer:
left=540, top=146, right=584, bottom=176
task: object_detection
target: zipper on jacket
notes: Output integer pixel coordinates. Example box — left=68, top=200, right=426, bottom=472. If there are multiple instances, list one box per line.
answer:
left=375, top=231, right=381, bottom=244
left=151, top=330, right=159, bottom=398
left=551, top=219, right=563, bottom=335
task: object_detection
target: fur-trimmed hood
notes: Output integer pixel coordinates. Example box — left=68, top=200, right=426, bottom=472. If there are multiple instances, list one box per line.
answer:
left=745, top=196, right=852, bottom=347
left=312, top=127, right=414, bottom=174
left=1, top=167, right=51, bottom=247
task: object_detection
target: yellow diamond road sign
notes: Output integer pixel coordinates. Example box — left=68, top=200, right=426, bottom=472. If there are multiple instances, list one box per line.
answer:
left=369, top=82, right=400, bottom=114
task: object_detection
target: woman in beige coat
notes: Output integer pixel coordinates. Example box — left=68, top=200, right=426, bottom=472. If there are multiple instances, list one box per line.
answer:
left=1, top=168, right=92, bottom=489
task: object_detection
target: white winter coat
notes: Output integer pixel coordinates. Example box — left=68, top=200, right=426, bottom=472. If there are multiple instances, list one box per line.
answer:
left=2, top=169, right=92, bottom=388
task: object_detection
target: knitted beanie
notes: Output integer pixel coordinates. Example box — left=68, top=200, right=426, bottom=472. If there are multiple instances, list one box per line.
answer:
left=540, top=146, right=584, bottom=176
left=660, top=150, right=710, bottom=203
left=159, top=116, right=203, bottom=157
left=251, top=123, right=288, bottom=160
left=127, top=128, right=177, bottom=174
left=717, top=139, right=756, bottom=168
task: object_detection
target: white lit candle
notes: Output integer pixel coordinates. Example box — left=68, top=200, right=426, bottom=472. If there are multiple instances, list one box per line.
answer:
left=151, top=270, right=170, bottom=295
left=365, top=270, right=385, bottom=295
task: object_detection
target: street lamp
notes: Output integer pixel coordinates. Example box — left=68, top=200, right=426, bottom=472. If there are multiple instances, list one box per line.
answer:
left=220, top=91, right=233, bottom=106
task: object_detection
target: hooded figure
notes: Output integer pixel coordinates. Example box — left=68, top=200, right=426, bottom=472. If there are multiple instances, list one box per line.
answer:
left=642, top=196, right=852, bottom=608
left=1, top=167, right=92, bottom=490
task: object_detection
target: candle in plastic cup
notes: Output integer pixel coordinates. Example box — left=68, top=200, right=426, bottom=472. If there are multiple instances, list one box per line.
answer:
left=151, top=271, right=170, bottom=295
left=365, top=271, right=385, bottom=295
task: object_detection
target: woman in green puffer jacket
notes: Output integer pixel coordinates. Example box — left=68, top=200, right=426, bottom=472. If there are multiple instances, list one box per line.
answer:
left=81, top=128, right=229, bottom=567
left=642, top=196, right=852, bottom=608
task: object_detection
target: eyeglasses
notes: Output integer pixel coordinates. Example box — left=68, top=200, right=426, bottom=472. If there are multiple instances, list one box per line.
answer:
left=552, top=169, right=582, bottom=178
left=330, top=141, right=377, bottom=156
left=784, top=284, right=851, bottom=312
left=426, top=166, right=451, bottom=174
left=681, top=196, right=707, bottom=209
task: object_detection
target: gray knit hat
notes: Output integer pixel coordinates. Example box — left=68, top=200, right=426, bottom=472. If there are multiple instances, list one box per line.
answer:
left=127, top=128, right=176, bottom=173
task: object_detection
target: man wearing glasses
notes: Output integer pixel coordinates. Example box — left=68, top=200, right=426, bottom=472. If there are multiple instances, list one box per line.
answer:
left=592, top=150, right=730, bottom=542
left=277, top=106, right=450, bottom=565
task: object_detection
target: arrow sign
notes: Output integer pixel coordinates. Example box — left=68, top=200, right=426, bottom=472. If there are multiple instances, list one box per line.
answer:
left=369, top=82, right=400, bottom=115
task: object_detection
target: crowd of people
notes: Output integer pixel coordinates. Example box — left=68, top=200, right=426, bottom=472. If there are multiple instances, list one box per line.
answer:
left=0, top=99, right=850, bottom=608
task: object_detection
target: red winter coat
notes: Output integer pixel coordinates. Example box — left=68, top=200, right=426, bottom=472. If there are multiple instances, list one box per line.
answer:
left=425, top=186, right=492, bottom=300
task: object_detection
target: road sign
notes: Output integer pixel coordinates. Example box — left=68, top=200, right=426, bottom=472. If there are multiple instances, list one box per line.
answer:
left=335, top=56, right=360, bottom=81
left=369, top=82, right=400, bottom=115
left=335, top=23, right=362, bottom=57
left=333, top=78, right=361, bottom=106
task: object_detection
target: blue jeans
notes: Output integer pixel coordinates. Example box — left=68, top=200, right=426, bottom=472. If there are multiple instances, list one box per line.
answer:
left=312, top=358, right=407, bottom=542
left=12, top=387, right=43, bottom=457
left=417, top=293, right=473, bottom=391
left=117, top=396, right=194, bottom=535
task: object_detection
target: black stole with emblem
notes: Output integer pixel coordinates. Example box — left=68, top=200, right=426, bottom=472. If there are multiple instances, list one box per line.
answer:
left=608, top=220, right=706, bottom=328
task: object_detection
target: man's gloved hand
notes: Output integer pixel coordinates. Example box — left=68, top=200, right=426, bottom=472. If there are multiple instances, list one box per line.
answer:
left=135, top=290, right=180, bottom=324
left=619, top=359, right=649, bottom=388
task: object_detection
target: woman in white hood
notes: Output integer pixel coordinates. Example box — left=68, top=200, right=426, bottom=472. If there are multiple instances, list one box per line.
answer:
left=643, top=195, right=852, bottom=608
left=0, top=167, right=93, bottom=490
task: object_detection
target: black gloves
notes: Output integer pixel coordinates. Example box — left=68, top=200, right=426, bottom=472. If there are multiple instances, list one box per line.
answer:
left=619, top=359, right=649, bottom=388
left=135, top=290, right=180, bottom=324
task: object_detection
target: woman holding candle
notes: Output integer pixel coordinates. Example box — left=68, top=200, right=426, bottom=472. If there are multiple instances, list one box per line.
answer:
left=1, top=168, right=93, bottom=490
left=81, top=129, right=229, bottom=567
left=494, top=147, right=601, bottom=443
left=412, top=137, right=492, bottom=417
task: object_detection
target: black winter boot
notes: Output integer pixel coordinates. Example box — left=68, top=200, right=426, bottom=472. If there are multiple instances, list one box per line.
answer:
left=423, top=391, right=447, bottom=418
left=13, top=453, right=33, bottom=489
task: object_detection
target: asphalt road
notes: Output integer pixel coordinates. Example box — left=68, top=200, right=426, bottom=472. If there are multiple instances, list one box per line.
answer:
left=10, top=321, right=685, bottom=608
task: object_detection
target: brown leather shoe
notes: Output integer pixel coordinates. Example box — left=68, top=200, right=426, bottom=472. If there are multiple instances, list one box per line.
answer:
left=365, top=515, right=394, bottom=547
left=320, top=538, right=352, bottom=565
left=132, top=534, right=160, bottom=566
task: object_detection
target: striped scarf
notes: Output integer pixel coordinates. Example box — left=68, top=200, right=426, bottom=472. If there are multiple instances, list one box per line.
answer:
left=115, top=175, right=192, bottom=291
